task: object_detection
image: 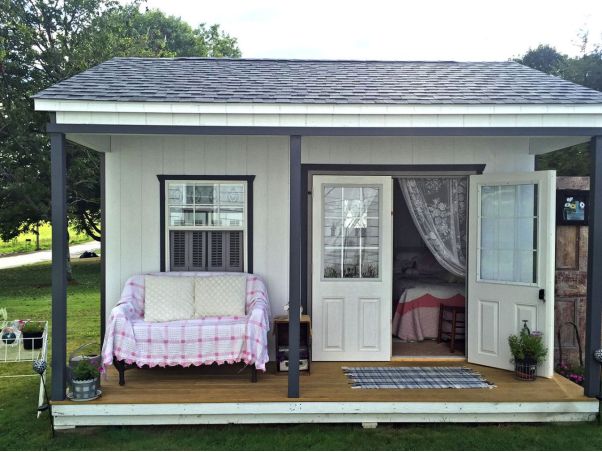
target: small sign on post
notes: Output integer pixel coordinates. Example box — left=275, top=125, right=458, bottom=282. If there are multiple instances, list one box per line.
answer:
left=556, top=189, right=589, bottom=226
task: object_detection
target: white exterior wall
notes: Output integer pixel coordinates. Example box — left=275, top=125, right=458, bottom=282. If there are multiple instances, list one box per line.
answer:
left=105, top=135, right=290, bottom=316
left=302, top=136, right=534, bottom=171
left=105, top=135, right=534, bottom=321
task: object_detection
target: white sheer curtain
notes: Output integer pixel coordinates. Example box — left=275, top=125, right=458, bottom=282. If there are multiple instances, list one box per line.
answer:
left=398, top=177, right=467, bottom=277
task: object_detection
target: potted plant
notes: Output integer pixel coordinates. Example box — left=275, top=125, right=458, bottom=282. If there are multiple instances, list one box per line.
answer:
left=70, top=360, right=100, bottom=400
left=21, top=321, right=45, bottom=350
left=508, top=327, right=548, bottom=381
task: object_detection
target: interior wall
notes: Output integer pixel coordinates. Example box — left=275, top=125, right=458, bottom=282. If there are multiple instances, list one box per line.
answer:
left=393, top=181, right=425, bottom=250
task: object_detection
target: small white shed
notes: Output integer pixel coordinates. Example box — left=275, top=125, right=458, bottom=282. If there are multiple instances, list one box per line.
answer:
left=34, top=58, right=602, bottom=427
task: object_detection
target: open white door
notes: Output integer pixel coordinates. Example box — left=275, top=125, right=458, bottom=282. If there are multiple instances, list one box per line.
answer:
left=467, top=171, right=556, bottom=377
left=312, top=175, right=392, bottom=361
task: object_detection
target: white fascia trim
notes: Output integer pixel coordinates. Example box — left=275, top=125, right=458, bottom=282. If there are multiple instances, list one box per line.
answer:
left=51, top=401, right=599, bottom=417
left=51, top=401, right=598, bottom=427
left=34, top=98, right=602, bottom=116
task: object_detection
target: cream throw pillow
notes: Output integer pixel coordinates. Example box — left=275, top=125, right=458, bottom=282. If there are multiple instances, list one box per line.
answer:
left=144, top=275, right=195, bottom=322
left=194, top=275, right=247, bottom=317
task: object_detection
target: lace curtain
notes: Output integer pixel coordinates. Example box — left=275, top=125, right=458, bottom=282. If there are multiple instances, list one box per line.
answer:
left=398, top=177, right=467, bottom=277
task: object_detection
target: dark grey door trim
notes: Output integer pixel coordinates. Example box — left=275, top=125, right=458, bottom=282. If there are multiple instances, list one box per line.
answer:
left=157, top=175, right=255, bottom=273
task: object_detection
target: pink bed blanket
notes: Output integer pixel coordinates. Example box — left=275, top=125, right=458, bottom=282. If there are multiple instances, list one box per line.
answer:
left=392, top=284, right=465, bottom=342
left=101, top=272, right=271, bottom=372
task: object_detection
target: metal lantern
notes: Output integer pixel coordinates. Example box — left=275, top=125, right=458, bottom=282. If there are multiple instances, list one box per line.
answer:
left=593, top=349, right=602, bottom=364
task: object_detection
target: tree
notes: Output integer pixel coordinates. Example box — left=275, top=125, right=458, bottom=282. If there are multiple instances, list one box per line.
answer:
left=517, top=44, right=567, bottom=76
left=0, top=0, right=240, bottom=244
left=0, top=0, right=53, bottom=242
left=516, top=40, right=602, bottom=176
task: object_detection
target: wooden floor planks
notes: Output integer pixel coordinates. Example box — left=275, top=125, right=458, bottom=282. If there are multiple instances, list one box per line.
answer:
left=54, top=361, right=591, bottom=405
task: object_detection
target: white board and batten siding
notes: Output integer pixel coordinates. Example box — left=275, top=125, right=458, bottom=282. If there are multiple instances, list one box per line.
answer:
left=104, top=134, right=535, bottom=321
left=105, top=135, right=290, bottom=316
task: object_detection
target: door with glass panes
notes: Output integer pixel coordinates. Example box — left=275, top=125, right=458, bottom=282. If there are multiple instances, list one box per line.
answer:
left=312, top=176, right=392, bottom=361
left=467, top=171, right=555, bottom=377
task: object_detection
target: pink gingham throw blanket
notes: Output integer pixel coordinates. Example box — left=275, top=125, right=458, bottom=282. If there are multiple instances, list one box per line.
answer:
left=101, top=272, right=271, bottom=372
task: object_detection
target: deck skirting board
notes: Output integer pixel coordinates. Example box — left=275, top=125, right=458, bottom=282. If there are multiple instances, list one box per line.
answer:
left=52, top=401, right=598, bottom=427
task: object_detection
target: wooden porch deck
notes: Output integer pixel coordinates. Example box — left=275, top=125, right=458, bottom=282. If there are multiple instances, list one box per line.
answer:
left=52, top=361, right=598, bottom=428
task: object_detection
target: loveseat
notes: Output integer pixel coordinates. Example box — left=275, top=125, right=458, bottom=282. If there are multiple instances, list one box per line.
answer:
left=101, top=272, right=271, bottom=385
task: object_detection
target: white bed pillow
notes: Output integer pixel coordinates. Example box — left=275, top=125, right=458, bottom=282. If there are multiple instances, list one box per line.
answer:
left=144, top=275, right=195, bottom=322
left=194, top=275, right=247, bottom=317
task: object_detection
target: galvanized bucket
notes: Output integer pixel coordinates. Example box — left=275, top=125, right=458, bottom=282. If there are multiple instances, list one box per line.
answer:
left=72, top=378, right=98, bottom=400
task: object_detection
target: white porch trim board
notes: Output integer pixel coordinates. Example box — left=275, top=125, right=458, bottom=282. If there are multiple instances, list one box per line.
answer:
left=51, top=111, right=602, bottom=128
left=33, top=99, right=602, bottom=115
left=51, top=400, right=598, bottom=428
left=34, top=99, right=602, bottom=129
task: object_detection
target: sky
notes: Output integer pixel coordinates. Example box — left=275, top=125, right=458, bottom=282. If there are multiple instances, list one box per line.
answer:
left=142, top=0, right=602, bottom=61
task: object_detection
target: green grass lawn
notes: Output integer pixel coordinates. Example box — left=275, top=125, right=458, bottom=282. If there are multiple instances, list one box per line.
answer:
left=1, top=261, right=602, bottom=450
left=0, top=223, right=92, bottom=256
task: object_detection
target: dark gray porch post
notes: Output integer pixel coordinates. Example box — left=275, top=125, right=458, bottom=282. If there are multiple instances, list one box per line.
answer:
left=50, top=132, right=68, bottom=401
left=100, top=153, right=106, bottom=343
left=288, top=135, right=302, bottom=398
left=585, top=135, right=602, bottom=397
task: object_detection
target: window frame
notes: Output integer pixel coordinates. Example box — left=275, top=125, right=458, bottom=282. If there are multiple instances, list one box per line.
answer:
left=475, top=180, right=540, bottom=287
left=158, top=175, right=255, bottom=273
left=321, top=182, right=383, bottom=281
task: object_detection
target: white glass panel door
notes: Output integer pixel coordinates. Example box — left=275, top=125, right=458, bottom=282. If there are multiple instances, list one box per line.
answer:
left=467, top=171, right=555, bottom=377
left=312, top=176, right=392, bottom=361
left=479, top=184, right=538, bottom=284
left=323, top=185, right=380, bottom=279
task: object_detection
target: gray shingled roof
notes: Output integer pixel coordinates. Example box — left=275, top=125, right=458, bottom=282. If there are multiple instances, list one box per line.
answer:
left=34, top=57, right=602, bottom=104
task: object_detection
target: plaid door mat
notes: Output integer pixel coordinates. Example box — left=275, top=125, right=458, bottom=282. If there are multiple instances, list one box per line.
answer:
left=342, top=366, right=495, bottom=389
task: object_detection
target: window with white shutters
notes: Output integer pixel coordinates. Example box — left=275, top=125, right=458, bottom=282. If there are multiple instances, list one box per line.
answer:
left=165, top=180, right=247, bottom=272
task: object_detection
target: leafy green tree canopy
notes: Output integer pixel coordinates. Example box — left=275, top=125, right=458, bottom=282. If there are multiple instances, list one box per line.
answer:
left=516, top=40, right=602, bottom=176
left=0, top=0, right=240, bottom=242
